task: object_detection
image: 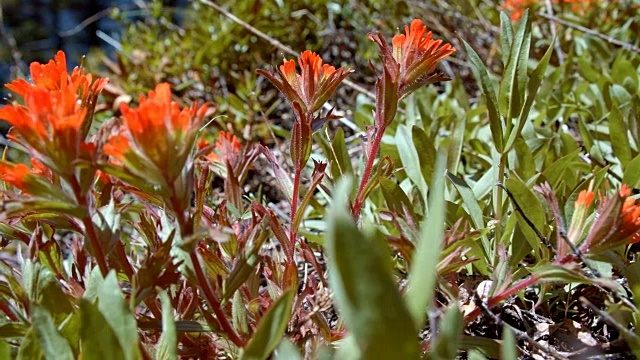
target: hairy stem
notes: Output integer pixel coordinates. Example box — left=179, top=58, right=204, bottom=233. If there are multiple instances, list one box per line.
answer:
left=352, top=128, right=385, bottom=219
left=169, top=190, right=245, bottom=347
left=289, top=165, right=302, bottom=251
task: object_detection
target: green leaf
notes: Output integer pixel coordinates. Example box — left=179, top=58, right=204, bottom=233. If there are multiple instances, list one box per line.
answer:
left=428, top=305, right=463, bottom=360
left=609, top=105, right=632, bottom=167
left=499, top=10, right=531, bottom=121
left=79, top=299, right=126, bottom=360
left=459, top=335, right=501, bottom=359
left=379, top=178, right=413, bottom=216
left=467, top=350, right=489, bottom=360
left=0, top=322, right=27, bottom=338
left=499, top=12, right=514, bottom=65
left=505, top=177, right=545, bottom=254
left=156, top=292, right=177, bottom=360
left=22, top=261, right=73, bottom=324
left=447, top=173, right=490, bottom=258
left=463, top=40, right=502, bottom=151
left=412, top=126, right=437, bottom=186
left=31, top=305, right=74, bottom=360
left=96, top=271, right=140, bottom=360
left=447, top=116, right=466, bottom=174
left=0, top=340, right=10, bottom=359
left=396, top=124, right=428, bottom=196
left=501, top=327, right=518, bottom=360
left=223, top=219, right=268, bottom=302
left=274, top=339, right=303, bottom=360
left=17, top=328, right=42, bottom=360
left=406, top=152, right=446, bottom=328
left=330, top=127, right=353, bottom=179
left=504, top=36, right=554, bottom=152
left=325, top=178, right=420, bottom=359
left=241, top=290, right=294, bottom=360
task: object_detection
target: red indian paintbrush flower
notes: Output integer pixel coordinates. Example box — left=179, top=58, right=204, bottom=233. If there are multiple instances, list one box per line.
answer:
left=202, top=131, right=242, bottom=165
left=0, top=51, right=108, bottom=175
left=257, top=50, right=353, bottom=118
left=579, top=184, right=640, bottom=253
left=368, top=19, right=455, bottom=128
left=0, top=163, right=31, bottom=192
left=258, top=51, right=352, bottom=172
left=104, top=83, right=210, bottom=184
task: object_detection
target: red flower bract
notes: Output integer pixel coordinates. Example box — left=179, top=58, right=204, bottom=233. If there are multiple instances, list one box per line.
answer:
left=0, top=50, right=108, bottom=175
left=580, top=184, right=640, bottom=253
left=258, top=50, right=352, bottom=116
left=369, top=19, right=456, bottom=101
left=104, top=83, right=210, bottom=182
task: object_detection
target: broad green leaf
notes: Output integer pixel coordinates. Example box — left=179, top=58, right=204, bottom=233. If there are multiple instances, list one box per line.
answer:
left=412, top=126, right=437, bottom=185
left=223, top=219, right=268, bottom=301
left=97, top=271, right=140, bottom=360
left=427, top=305, right=463, bottom=360
left=541, top=149, right=581, bottom=188
left=232, top=290, right=249, bottom=335
left=379, top=178, right=413, bottom=216
left=396, top=124, right=428, bottom=196
left=330, top=127, right=353, bottom=179
left=22, top=261, right=73, bottom=324
left=499, top=10, right=531, bottom=121
left=501, top=327, right=517, bottom=360
left=448, top=173, right=489, bottom=258
left=0, top=322, right=27, bottom=338
left=31, top=305, right=74, bottom=360
left=468, top=350, right=488, bottom=360
left=83, top=266, right=105, bottom=302
left=59, top=312, right=81, bottom=356
left=325, top=178, right=420, bottom=359
left=622, top=155, right=640, bottom=189
left=241, top=290, right=294, bottom=360
left=459, top=335, right=501, bottom=359
left=0, top=340, right=9, bottom=359
left=609, top=105, right=632, bottom=167
left=79, top=299, right=126, bottom=360
left=463, top=40, right=502, bottom=151
left=17, top=328, right=42, bottom=360
left=156, top=292, right=177, bottom=360
left=406, top=152, right=446, bottom=328
left=274, top=339, right=303, bottom=360
left=447, top=116, right=466, bottom=174
left=505, top=177, right=545, bottom=254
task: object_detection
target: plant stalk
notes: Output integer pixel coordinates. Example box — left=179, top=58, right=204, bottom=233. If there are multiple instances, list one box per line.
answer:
left=352, top=128, right=385, bottom=218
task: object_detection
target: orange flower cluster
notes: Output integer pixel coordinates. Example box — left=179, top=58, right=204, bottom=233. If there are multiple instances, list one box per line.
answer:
left=368, top=19, right=455, bottom=127
left=577, top=185, right=640, bottom=254
left=0, top=51, right=108, bottom=175
left=502, top=0, right=598, bottom=20
left=104, top=83, right=210, bottom=182
left=258, top=51, right=352, bottom=170
left=258, top=50, right=352, bottom=117
left=199, top=131, right=242, bottom=165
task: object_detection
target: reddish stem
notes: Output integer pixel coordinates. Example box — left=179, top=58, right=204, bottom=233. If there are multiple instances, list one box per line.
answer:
left=289, top=166, right=302, bottom=249
left=169, top=192, right=245, bottom=347
left=189, top=252, right=246, bottom=347
left=352, top=128, right=385, bottom=218
left=463, top=273, right=541, bottom=324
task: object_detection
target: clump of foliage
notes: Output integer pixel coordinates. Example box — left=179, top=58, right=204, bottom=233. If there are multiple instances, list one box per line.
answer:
left=2, top=1, right=640, bottom=359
